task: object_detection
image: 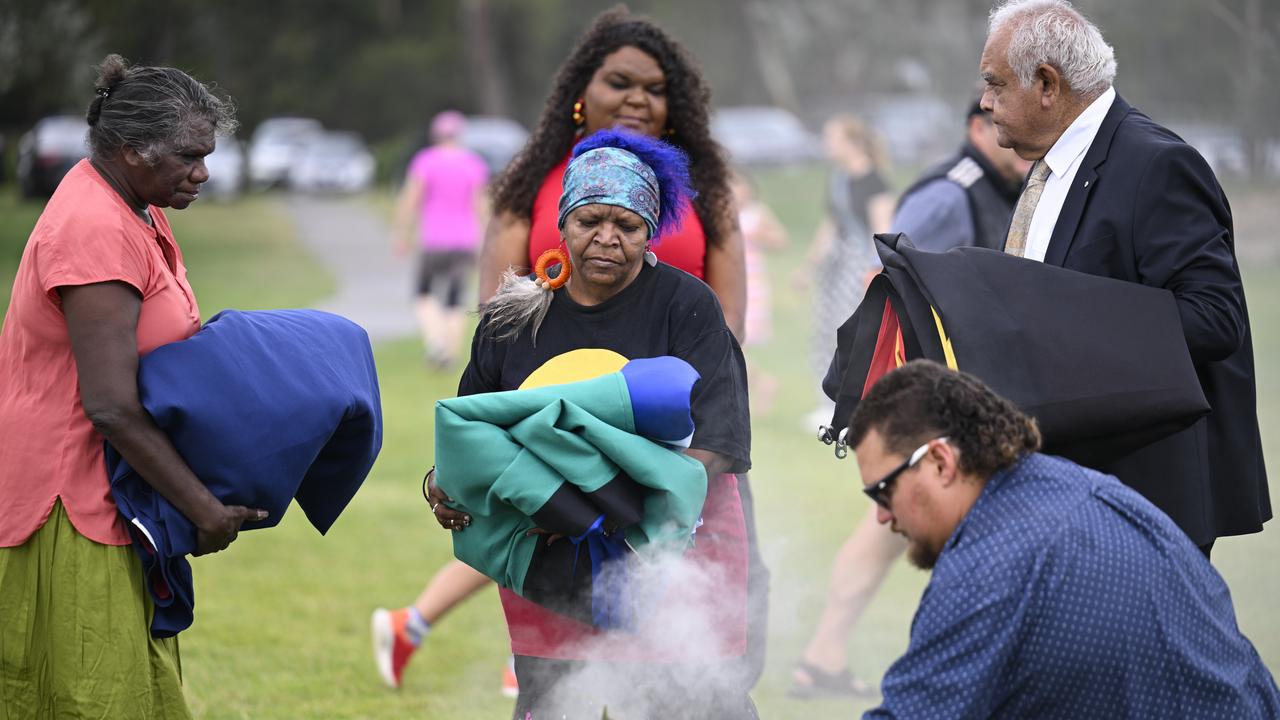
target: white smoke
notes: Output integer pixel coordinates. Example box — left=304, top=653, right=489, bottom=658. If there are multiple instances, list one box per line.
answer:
left=523, top=536, right=757, bottom=719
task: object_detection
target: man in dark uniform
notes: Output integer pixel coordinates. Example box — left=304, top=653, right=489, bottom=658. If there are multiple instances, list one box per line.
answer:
left=891, top=100, right=1031, bottom=251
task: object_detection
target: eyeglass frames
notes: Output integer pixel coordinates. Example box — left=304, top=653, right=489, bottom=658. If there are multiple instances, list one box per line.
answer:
left=863, top=437, right=948, bottom=510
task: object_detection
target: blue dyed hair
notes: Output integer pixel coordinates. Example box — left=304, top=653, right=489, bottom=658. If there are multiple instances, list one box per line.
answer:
left=572, top=128, right=695, bottom=241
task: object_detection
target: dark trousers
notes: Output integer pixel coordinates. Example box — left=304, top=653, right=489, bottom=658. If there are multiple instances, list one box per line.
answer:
left=512, top=475, right=770, bottom=719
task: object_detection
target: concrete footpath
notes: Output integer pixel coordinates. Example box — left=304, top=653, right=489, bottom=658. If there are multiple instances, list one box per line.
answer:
left=280, top=194, right=417, bottom=342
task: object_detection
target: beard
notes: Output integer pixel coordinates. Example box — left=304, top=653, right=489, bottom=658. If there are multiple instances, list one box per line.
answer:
left=906, top=537, right=941, bottom=570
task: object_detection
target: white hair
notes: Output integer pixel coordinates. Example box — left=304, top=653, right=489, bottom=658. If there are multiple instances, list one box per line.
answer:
left=989, top=0, right=1116, bottom=99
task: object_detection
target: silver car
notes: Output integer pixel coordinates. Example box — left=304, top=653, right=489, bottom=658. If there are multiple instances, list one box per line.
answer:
left=288, top=131, right=376, bottom=193
left=248, top=117, right=323, bottom=189
left=711, top=106, right=822, bottom=167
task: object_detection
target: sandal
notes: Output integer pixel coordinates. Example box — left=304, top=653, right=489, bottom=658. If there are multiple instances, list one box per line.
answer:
left=788, top=661, right=878, bottom=699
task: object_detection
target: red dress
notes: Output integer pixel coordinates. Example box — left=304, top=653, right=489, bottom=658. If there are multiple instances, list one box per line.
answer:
left=527, top=156, right=706, bottom=280
left=500, top=157, right=749, bottom=662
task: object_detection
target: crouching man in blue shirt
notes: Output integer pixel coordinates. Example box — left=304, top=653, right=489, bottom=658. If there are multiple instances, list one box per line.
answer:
left=852, top=360, right=1279, bottom=719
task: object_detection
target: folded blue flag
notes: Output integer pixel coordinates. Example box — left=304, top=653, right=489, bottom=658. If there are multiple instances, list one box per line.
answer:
left=106, top=309, right=383, bottom=637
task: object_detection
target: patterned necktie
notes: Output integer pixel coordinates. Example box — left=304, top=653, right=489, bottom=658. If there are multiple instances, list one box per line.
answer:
left=1005, top=160, right=1052, bottom=258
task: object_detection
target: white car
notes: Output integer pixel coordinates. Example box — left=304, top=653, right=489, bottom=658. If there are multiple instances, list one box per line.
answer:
left=288, top=131, right=376, bottom=193
left=248, top=117, right=323, bottom=188
left=202, top=135, right=246, bottom=201
left=17, top=115, right=90, bottom=198
left=711, top=106, right=822, bottom=167
left=461, top=115, right=529, bottom=174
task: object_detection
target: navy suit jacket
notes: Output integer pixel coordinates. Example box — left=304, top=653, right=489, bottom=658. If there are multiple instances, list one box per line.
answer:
left=1025, top=94, right=1269, bottom=544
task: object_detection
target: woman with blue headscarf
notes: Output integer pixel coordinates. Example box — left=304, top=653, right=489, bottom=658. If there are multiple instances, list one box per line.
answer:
left=426, top=129, right=758, bottom=718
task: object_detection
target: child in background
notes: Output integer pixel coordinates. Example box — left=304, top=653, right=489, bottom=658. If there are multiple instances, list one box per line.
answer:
left=731, top=171, right=788, bottom=415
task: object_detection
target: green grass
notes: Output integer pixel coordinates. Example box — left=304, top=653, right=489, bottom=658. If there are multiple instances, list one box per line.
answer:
left=0, top=190, right=44, bottom=310
left=167, top=197, right=336, bottom=318
left=2, top=176, right=1277, bottom=718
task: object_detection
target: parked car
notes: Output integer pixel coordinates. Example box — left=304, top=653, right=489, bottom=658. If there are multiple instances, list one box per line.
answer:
left=16, top=115, right=89, bottom=198
left=202, top=135, right=246, bottom=201
left=1168, top=122, right=1249, bottom=179
left=711, top=106, right=822, bottom=166
left=248, top=117, right=323, bottom=188
left=862, top=94, right=954, bottom=167
left=288, top=131, right=376, bottom=193
left=460, top=115, right=529, bottom=174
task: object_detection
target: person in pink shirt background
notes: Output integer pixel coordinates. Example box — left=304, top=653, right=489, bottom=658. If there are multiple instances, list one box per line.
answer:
left=393, top=110, right=490, bottom=368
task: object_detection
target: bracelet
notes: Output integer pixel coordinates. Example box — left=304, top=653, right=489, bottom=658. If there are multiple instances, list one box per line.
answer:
left=421, top=465, right=435, bottom=505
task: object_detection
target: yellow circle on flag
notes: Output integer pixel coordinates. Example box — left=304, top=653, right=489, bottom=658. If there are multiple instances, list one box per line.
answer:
left=518, top=348, right=629, bottom=390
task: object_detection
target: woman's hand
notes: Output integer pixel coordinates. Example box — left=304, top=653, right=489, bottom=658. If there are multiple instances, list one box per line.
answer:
left=194, top=503, right=269, bottom=556
left=426, top=468, right=471, bottom=531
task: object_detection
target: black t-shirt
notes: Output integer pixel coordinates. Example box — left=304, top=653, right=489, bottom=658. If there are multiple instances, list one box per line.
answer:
left=458, top=262, right=751, bottom=473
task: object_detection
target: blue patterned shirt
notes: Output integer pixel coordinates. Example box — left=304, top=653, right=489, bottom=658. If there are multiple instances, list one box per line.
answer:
left=866, top=453, right=1279, bottom=719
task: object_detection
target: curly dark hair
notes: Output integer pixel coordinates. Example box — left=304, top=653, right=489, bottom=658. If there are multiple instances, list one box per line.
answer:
left=849, top=360, right=1041, bottom=479
left=86, top=54, right=236, bottom=165
left=490, top=5, right=733, bottom=247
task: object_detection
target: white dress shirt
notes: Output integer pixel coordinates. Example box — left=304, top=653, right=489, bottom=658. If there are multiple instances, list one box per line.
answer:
left=1023, top=86, right=1116, bottom=263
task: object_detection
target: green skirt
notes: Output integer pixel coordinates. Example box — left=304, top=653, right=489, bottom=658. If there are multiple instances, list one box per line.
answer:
left=0, top=500, right=191, bottom=719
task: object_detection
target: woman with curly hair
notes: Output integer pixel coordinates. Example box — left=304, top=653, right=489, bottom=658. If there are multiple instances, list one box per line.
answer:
left=372, top=6, right=764, bottom=699
left=481, top=6, right=744, bottom=330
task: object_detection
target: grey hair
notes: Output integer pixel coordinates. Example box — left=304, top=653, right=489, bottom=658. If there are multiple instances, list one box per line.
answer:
left=86, top=54, right=237, bottom=165
left=480, top=268, right=556, bottom=344
left=989, top=0, right=1116, bottom=99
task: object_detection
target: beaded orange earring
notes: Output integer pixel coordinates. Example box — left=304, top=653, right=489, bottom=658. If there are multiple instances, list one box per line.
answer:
left=572, top=99, right=585, bottom=126
left=534, top=248, right=571, bottom=290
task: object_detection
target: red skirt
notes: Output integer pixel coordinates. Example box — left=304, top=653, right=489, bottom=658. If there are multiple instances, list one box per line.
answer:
left=501, top=472, right=749, bottom=661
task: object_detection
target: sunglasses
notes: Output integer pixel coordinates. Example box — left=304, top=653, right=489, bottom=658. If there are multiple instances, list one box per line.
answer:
left=863, top=437, right=948, bottom=510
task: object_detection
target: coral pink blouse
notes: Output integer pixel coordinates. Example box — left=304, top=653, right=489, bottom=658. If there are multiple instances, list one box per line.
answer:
left=0, top=160, right=202, bottom=547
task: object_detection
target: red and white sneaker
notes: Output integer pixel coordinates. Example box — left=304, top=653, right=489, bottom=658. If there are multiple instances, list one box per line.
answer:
left=501, top=655, right=519, bottom=698
left=372, top=607, right=418, bottom=689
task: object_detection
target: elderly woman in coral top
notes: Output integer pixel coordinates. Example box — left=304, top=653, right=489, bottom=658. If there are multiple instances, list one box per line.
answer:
left=0, top=55, right=262, bottom=718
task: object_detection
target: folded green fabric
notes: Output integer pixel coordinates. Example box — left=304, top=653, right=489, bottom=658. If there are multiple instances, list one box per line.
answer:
left=435, top=368, right=706, bottom=605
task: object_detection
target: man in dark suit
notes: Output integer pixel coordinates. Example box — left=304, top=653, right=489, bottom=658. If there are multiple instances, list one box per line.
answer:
left=978, top=0, right=1269, bottom=554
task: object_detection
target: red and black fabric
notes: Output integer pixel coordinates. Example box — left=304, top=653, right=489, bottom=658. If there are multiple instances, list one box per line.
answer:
left=822, top=233, right=1210, bottom=469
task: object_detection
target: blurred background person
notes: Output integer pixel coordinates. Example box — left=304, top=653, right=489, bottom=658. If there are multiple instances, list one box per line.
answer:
left=797, top=115, right=894, bottom=430
left=731, top=170, right=788, bottom=416
left=790, top=98, right=1030, bottom=700
left=393, top=110, right=489, bottom=368
left=0, top=54, right=259, bottom=719
left=893, top=98, right=1031, bottom=251
left=372, top=6, right=766, bottom=698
